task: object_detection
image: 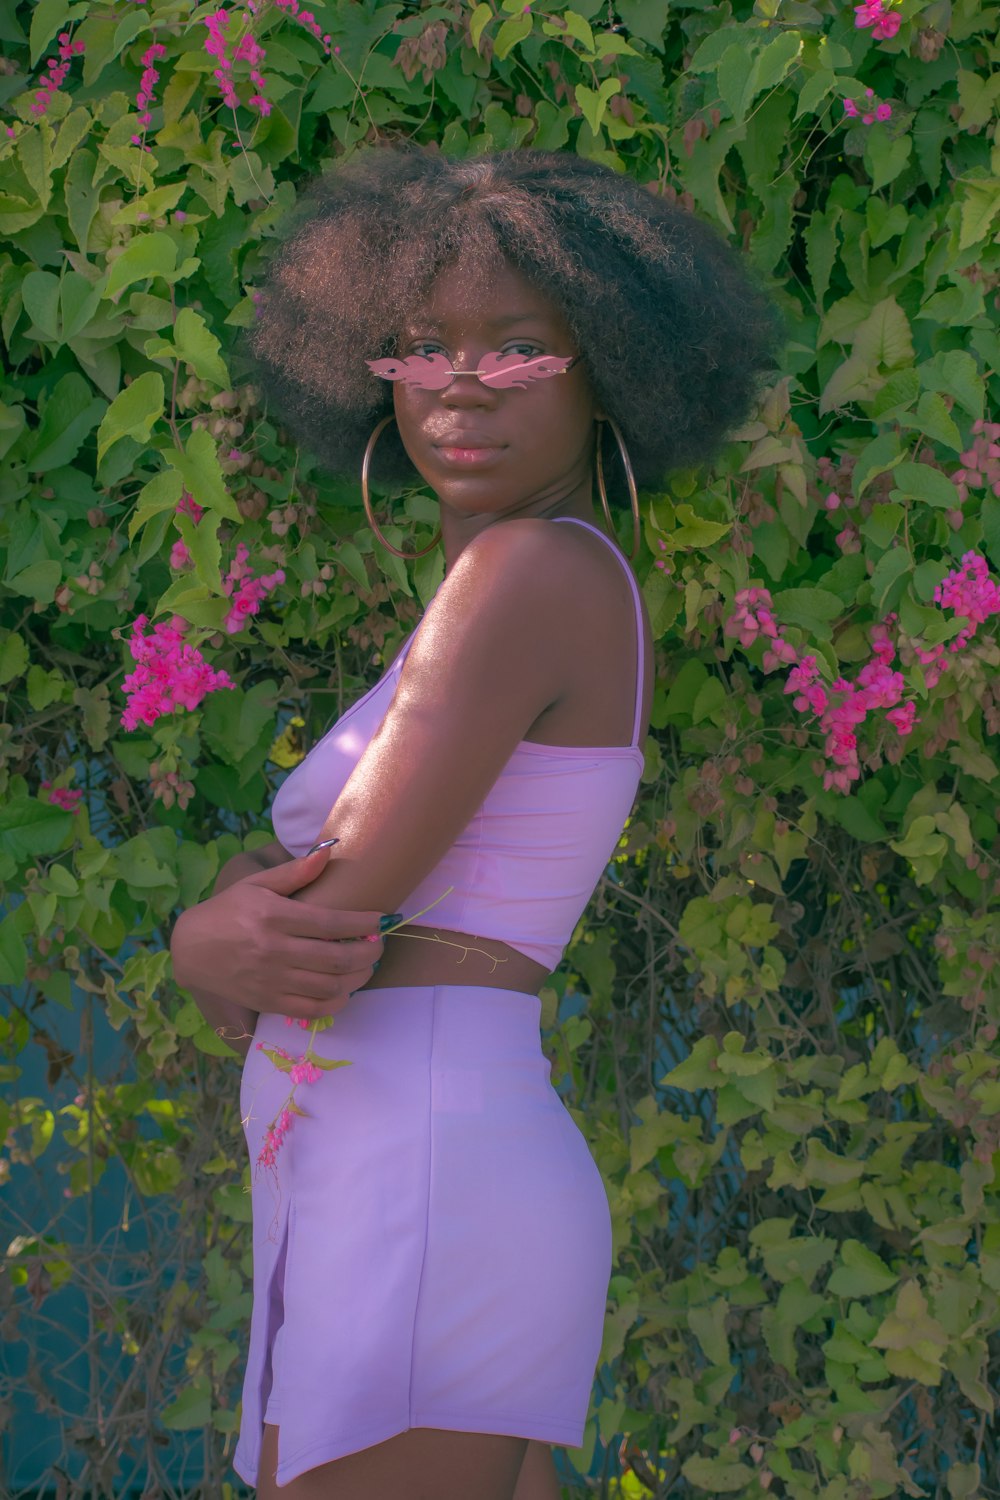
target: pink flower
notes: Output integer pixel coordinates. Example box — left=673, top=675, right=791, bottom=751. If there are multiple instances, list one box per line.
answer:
left=41, top=783, right=84, bottom=813
left=875, top=102, right=892, bottom=120
left=175, top=491, right=205, bottom=523
left=120, top=615, right=235, bottom=731
left=854, top=0, right=884, bottom=26
left=170, top=539, right=193, bottom=570
left=872, top=10, right=901, bottom=38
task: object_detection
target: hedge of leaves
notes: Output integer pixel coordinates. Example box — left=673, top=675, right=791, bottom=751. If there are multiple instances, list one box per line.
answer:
left=1, top=0, right=999, bottom=1495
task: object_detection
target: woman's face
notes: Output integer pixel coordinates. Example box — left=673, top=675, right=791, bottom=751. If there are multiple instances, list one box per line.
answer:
left=388, top=260, right=604, bottom=536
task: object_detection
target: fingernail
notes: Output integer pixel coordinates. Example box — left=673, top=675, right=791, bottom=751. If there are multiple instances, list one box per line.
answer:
left=378, top=913, right=403, bottom=933
left=372, top=960, right=381, bottom=972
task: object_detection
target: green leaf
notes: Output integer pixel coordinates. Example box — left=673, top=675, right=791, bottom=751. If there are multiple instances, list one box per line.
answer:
left=21, top=270, right=61, bottom=341
left=688, top=1300, right=730, bottom=1367
left=59, top=270, right=105, bottom=340
left=0, top=797, right=71, bottom=861
left=28, top=372, right=105, bottom=472
left=864, top=128, right=911, bottom=193
left=0, top=911, right=27, bottom=986
left=103, top=233, right=178, bottom=301
left=959, top=179, right=1000, bottom=253
left=749, top=30, right=801, bottom=102
left=819, top=353, right=882, bottom=415
left=795, top=66, right=837, bottom=121
left=615, top=0, right=670, bottom=49
left=869, top=544, right=911, bottom=612
left=470, top=2, right=492, bottom=51
left=161, top=1378, right=212, bottom=1430
left=671, top=504, right=731, bottom=547
left=574, top=78, right=621, bottom=135
left=164, top=429, right=241, bottom=522
left=128, top=469, right=184, bottom=543
left=909, top=391, right=962, bottom=452
left=0, top=633, right=29, bottom=686
left=681, top=1456, right=754, bottom=1492
left=889, top=461, right=959, bottom=509
left=866, top=369, right=920, bottom=423
left=718, top=43, right=754, bottom=121
left=921, top=350, right=984, bottom=422
left=30, top=0, right=86, bottom=67
left=852, top=298, right=914, bottom=370
left=852, top=430, right=906, bottom=498
left=660, top=1035, right=721, bottom=1092
left=494, top=12, right=532, bottom=59
left=96, top=371, right=163, bottom=463
left=6, top=561, right=61, bottom=604
left=770, top=587, right=843, bottom=632
left=562, top=9, right=595, bottom=49
left=870, top=1279, right=947, bottom=1384
left=147, top=307, right=230, bottom=388
left=803, top=209, right=838, bottom=307
left=827, top=1239, right=898, bottom=1297
left=176, top=512, right=222, bottom=593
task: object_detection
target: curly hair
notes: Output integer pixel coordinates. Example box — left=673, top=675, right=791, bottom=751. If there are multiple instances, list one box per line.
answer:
left=236, top=145, right=786, bottom=505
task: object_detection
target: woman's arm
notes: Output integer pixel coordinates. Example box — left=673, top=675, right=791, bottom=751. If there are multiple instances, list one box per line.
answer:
left=285, top=521, right=572, bottom=922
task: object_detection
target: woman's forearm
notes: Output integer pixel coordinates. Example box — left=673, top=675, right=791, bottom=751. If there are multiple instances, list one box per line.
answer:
left=172, top=851, right=271, bottom=1062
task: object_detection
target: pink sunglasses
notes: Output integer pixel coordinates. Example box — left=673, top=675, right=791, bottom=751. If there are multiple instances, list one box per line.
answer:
left=366, top=350, right=581, bottom=391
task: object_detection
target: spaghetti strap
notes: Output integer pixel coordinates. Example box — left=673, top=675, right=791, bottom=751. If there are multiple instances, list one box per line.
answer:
left=551, top=517, right=644, bottom=747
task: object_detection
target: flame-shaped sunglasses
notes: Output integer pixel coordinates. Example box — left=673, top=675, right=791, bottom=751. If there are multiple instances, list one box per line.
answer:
left=366, top=350, right=581, bottom=391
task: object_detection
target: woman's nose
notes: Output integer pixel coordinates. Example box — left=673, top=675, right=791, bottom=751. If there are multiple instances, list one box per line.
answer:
left=441, top=358, right=497, bottom=403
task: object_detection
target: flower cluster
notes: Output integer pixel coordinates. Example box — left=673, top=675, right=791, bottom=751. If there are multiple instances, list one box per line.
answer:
left=222, top=542, right=285, bottom=634
left=951, top=419, right=1000, bottom=506
left=723, top=548, right=1000, bottom=791
left=253, top=1040, right=326, bottom=1174
left=724, top=588, right=798, bottom=670
left=854, top=0, right=901, bottom=40
left=149, top=759, right=195, bottom=810
left=30, top=32, right=85, bottom=116
left=130, top=41, right=167, bottom=148
left=40, top=781, right=84, bottom=813
left=120, top=615, right=235, bottom=731
left=843, top=88, right=892, bottom=123
left=922, top=551, right=1000, bottom=674
left=202, top=4, right=332, bottom=120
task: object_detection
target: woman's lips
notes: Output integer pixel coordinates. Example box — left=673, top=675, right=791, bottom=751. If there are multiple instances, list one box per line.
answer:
left=434, top=445, right=505, bottom=467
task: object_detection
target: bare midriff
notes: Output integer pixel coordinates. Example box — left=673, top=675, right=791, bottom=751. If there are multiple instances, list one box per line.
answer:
left=351, top=923, right=551, bottom=997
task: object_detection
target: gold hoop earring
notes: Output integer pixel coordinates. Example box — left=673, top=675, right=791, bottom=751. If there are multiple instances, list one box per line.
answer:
left=594, top=418, right=640, bottom=563
left=362, top=414, right=442, bottom=560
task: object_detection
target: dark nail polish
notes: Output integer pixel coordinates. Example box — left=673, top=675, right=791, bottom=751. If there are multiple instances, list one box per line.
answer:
left=378, top=913, right=403, bottom=934
left=372, top=960, right=381, bottom=972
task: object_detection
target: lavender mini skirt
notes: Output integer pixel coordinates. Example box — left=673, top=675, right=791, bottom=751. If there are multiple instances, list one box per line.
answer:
left=230, top=983, right=613, bottom=1490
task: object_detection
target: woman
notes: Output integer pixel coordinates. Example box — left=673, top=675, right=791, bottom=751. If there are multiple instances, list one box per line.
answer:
left=169, top=146, right=782, bottom=1498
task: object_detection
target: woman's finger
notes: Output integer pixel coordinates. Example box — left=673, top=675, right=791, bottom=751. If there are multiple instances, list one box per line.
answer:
left=268, top=901, right=386, bottom=944
left=282, top=936, right=384, bottom=976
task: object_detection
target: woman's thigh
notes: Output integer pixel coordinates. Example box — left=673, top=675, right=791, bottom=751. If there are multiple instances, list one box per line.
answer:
left=256, top=1422, right=528, bottom=1500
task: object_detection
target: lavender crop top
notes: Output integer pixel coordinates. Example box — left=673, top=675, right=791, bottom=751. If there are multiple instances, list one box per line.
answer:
left=270, top=517, right=645, bottom=971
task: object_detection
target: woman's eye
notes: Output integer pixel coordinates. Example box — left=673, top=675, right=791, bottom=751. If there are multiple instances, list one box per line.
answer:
left=408, top=343, right=542, bottom=360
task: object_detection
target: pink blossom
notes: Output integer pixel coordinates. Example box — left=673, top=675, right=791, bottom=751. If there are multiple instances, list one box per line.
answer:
left=854, top=0, right=885, bottom=27
left=170, top=539, right=193, bottom=570
left=875, top=102, right=893, bottom=120
left=886, top=701, right=916, bottom=734
left=221, top=542, right=285, bottom=634
left=176, top=491, right=205, bottom=523
left=120, top=614, right=235, bottom=731
left=872, top=10, right=901, bottom=38
left=40, top=782, right=84, bottom=813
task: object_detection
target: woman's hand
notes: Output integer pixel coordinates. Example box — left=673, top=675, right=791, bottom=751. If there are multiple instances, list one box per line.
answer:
left=170, top=847, right=387, bottom=1021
